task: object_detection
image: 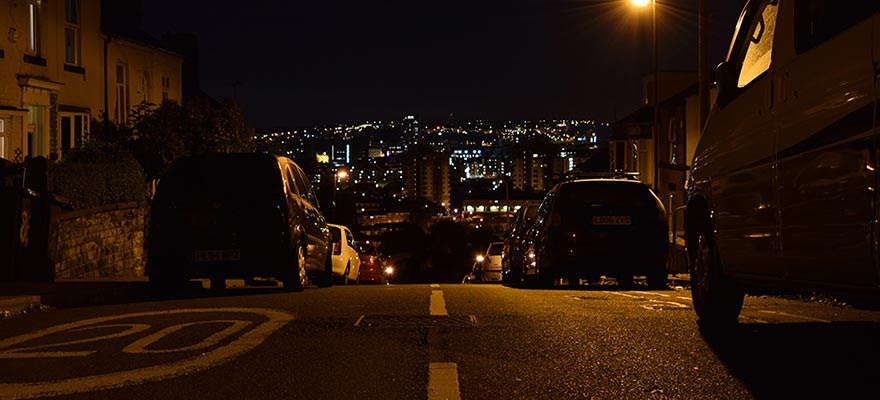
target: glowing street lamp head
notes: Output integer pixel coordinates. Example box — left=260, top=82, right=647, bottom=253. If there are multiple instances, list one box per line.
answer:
left=630, top=0, right=650, bottom=7
left=337, top=170, right=348, bottom=179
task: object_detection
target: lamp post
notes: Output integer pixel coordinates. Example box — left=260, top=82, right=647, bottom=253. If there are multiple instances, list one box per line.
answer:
left=631, top=0, right=658, bottom=191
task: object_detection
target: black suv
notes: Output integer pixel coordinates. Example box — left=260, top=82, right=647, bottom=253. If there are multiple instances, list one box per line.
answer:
left=146, top=153, right=332, bottom=291
left=522, top=178, right=668, bottom=288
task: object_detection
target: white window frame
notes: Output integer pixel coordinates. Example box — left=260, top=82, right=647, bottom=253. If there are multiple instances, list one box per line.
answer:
left=60, top=112, right=88, bottom=155
left=27, top=0, right=40, bottom=56
left=64, top=0, right=80, bottom=65
left=115, top=64, right=129, bottom=123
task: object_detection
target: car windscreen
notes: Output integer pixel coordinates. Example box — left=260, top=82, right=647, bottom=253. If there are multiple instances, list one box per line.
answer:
left=557, top=182, right=657, bottom=215
left=157, top=156, right=283, bottom=203
left=488, top=245, right=503, bottom=256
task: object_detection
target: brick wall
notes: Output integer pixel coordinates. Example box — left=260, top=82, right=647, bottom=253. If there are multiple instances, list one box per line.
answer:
left=54, top=202, right=147, bottom=279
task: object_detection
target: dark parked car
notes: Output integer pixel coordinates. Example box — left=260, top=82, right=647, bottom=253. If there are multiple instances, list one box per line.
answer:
left=522, top=178, right=668, bottom=288
left=146, top=153, right=333, bottom=292
left=501, top=204, right=539, bottom=284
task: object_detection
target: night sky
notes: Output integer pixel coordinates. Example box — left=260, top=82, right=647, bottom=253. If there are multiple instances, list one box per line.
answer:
left=141, top=0, right=746, bottom=130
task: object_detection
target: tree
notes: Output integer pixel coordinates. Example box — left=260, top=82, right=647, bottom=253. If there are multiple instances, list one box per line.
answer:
left=91, top=98, right=256, bottom=180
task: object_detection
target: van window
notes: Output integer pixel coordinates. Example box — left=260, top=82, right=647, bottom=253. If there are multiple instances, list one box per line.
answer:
left=795, top=0, right=877, bottom=54
left=738, top=0, right=779, bottom=88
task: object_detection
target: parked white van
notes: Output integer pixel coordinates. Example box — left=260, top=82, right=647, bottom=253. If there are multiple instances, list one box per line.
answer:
left=686, top=0, right=880, bottom=324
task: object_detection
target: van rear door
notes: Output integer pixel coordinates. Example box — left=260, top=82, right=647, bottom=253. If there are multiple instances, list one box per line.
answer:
left=775, top=1, right=878, bottom=287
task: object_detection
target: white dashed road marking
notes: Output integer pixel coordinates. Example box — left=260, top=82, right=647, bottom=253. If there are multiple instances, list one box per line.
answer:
left=428, top=362, right=462, bottom=400
left=427, top=286, right=461, bottom=400
left=430, top=290, right=448, bottom=316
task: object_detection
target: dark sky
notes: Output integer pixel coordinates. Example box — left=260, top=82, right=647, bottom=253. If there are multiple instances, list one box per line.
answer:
left=141, top=0, right=746, bottom=130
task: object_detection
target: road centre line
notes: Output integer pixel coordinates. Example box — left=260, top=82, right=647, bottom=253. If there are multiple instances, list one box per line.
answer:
left=430, top=291, right=448, bottom=316
left=604, top=292, right=639, bottom=298
left=757, top=310, right=831, bottom=323
left=428, top=362, right=462, bottom=400
left=353, top=315, right=365, bottom=327
left=431, top=284, right=440, bottom=288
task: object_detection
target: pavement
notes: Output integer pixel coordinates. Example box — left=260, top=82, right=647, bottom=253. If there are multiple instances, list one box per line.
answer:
left=0, top=277, right=152, bottom=317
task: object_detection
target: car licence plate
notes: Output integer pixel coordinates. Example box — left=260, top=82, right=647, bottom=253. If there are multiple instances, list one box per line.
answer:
left=194, top=249, right=241, bottom=262
left=592, top=215, right=631, bottom=225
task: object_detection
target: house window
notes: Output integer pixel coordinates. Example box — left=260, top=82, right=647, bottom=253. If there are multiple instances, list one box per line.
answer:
left=65, top=0, right=80, bottom=65
left=161, top=76, right=170, bottom=101
left=27, top=106, right=46, bottom=158
left=115, top=64, right=128, bottom=123
left=0, top=118, right=7, bottom=160
left=27, top=0, right=40, bottom=55
left=60, top=113, right=88, bottom=156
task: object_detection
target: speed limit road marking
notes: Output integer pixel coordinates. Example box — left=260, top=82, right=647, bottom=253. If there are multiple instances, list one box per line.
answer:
left=0, top=308, right=294, bottom=399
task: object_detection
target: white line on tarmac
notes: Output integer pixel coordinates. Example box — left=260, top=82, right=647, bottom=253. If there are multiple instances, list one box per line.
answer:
left=431, top=284, right=440, bottom=288
left=757, top=310, right=831, bottom=323
left=676, top=296, right=693, bottom=301
left=0, top=308, right=293, bottom=399
left=353, top=315, right=365, bottom=327
left=428, top=363, right=461, bottom=400
left=604, top=292, right=639, bottom=299
left=430, top=291, right=448, bottom=316
left=633, top=291, right=671, bottom=297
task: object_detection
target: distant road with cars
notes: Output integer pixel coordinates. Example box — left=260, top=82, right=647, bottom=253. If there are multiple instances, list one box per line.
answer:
left=1, top=282, right=878, bottom=399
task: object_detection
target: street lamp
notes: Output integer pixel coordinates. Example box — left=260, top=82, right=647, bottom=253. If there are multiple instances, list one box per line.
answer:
left=332, top=169, right=348, bottom=205
left=630, top=0, right=659, bottom=191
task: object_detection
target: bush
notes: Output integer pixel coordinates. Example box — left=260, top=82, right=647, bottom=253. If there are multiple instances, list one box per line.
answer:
left=53, top=140, right=147, bottom=210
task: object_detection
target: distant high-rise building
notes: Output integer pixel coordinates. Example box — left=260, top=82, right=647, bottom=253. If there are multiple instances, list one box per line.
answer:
left=402, top=115, right=421, bottom=149
left=403, top=149, right=450, bottom=207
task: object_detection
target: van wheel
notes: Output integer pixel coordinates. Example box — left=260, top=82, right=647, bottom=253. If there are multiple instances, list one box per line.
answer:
left=316, top=251, right=333, bottom=288
left=690, top=217, right=744, bottom=325
left=282, top=242, right=307, bottom=292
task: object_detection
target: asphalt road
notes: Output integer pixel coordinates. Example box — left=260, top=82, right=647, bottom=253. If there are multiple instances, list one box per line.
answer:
left=1, top=282, right=879, bottom=399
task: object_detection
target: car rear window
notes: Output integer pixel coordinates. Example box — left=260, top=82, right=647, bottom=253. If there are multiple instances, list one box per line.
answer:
left=488, top=245, right=503, bottom=256
left=158, top=155, right=283, bottom=202
left=557, top=181, right=657, bottom=214
left=356, top=243, right=377, bottom=255
left=330, top=226, right=342, bottom=241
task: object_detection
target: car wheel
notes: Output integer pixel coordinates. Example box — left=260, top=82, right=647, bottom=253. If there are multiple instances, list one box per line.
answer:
left=282, top=242, right=307, bottom=292
left=341, top=263, right=351, bottom=285
left=617, top=271, right=634, bottom=290
left=585, top=273, right=601, bottom=284
left=316, top=251, right=333, bottom=288
left=148, top=270, right=186, bottom=293
left=690, top=217, right=744, bottom=325
left=646, top=263, right=668, bottom=289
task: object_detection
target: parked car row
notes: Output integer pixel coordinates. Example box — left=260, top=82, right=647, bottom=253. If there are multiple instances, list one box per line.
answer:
left=146, top=152, right=385, bottom=290
left=499, top=176, right=669, bottom=289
